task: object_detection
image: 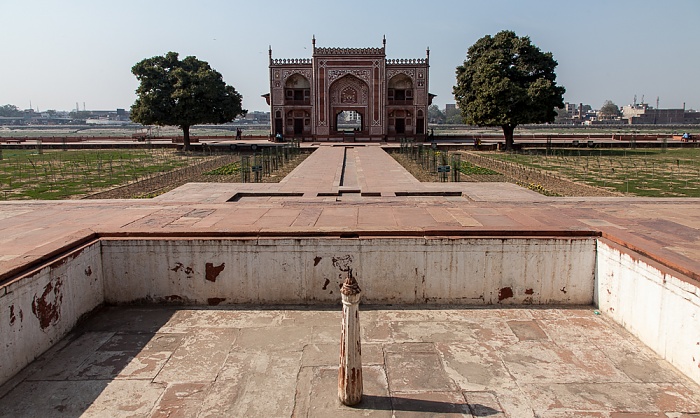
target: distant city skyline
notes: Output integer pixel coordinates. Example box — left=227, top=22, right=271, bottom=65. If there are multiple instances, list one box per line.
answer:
left=2, top=0, right=699, bottom=113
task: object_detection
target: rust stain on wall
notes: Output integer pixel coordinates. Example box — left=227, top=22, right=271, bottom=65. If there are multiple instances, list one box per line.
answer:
left=84, top=266, right=92, bottom=276
left=205, top=262, right=225, bottom=282
left=332, top=255, right=353, bottom=272
left=31, top=278, right=64, bottom=330
left=498, top=287, right=514, bottom=302
left=207, top=298, right=226, bottom=306
left=560, top=287, right=568, bottom=294
left=9, top=305, right=16, bottom=326
left=322, top=278, right=330, bottom=290
left=171, top=262, right=194, bottom=278
left=525, top=288, right=534, bottom=295
left=314, top=256, right=322, bottom=266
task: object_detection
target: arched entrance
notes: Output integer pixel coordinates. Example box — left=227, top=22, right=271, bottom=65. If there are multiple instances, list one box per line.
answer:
left=282, top=73, right=312, bottom=137
left=268, top=40, right=432, bottom=141
left=388, top=74, right=415, bottom=136
left=336, top=110, right=363, bottom=132
left=284, top=74, right=311, bottom=105
left=329, top=75, right=369, bottom=134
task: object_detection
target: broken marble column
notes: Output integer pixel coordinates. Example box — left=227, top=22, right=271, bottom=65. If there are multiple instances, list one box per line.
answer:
left=338, top=269, right=362, bottom=406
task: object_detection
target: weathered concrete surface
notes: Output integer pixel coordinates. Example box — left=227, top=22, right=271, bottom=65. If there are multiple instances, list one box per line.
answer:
left=3, top=147, right=700, bottom=285
left=338, top=272, right=363, bottom=406
left=597, top=238, right=700, bottom=387
left=2, top=144, right=700, bottom=408
left=0, top=241, right=103, bottom=386
left=0, top=306, right=698, bottom=417
left=100, top=237, right=596, bottom=305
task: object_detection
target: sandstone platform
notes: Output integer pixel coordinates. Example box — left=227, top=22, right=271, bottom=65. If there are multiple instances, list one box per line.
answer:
left=1, top=145, right=699, bottom=416
left=2, top=306, right=699, bottom=417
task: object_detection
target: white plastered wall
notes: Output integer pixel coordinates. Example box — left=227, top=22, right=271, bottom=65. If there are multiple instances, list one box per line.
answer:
left=596, top=239, right=700, bottom=386
left=101, top=237, right=596, bottom=306
left=0, top=242, right=103, bottom=386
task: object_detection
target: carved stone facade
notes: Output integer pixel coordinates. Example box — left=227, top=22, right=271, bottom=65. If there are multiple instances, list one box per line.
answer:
left=265, top=38, right=433, bottom=141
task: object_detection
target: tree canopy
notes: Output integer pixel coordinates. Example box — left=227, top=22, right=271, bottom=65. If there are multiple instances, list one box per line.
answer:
left=599, top=100, right=621, bottom=119
left=0, top=104, right=22, bottom=117
left=453, top=31, right=565, bottom=150
left=428, top=104, right=445, bottom=124
left=130, top=52, right=245, bottom=151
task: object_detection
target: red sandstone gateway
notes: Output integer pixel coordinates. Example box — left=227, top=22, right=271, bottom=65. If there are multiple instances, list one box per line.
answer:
left=264, top=36, right=435, bottom=142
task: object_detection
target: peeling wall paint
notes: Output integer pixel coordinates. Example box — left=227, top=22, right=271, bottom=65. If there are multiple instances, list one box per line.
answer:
left=3, top=235, right=700, bottom=392
left=205, top=263, right=225, bottom=283
left=596, top=239, right=700, bottom=386
left=0, top=242, right=103, bottom=386
left=31, top=277, right=64, bottom=330
left=101, top=237, right=596, bottom=305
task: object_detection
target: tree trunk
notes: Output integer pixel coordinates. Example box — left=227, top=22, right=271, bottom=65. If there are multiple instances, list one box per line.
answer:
left=182, top=125, right=191, bottom=152
left=501, top=124, right=516, bottom=151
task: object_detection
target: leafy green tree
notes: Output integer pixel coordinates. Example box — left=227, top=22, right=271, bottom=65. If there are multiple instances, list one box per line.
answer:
left=0, top=104, right=22, bottom=117
left=446, top=113, right=464, bottom=124
left=453, top=31, right=565, bottom=150
left=599, top=100, right=621, bottom=119
left=554, top=107, right=572, bottom=124
left=428, top=104, right=445, bottom=123
left=130, top=52, right=245, bottom=151
left=444, top=105, right=462, bottom=124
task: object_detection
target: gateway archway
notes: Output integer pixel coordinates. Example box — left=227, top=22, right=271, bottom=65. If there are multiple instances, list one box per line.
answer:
left=267, top=37, right=433, bottom=141
left=329, top=75, right=368, bottom=134
left=335, top=110, right=363, bottom=133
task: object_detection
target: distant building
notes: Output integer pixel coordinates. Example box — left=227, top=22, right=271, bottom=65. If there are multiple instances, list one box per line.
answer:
left=244, top=111, right=270, bottom=123
left=265, top=37, right=433, bottom=140
left=85, top=109, right=132, bottom=125
left=622, top=103, right=687, bottom=124
left=556, top=102, right=594, bottom=124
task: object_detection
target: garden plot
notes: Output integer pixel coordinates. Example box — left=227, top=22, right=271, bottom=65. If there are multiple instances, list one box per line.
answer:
left=487, top=148, right=700, bottom=197
left=0, top=149, right=214, bottom=200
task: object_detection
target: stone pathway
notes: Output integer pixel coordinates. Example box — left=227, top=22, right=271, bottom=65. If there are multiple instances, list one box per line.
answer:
left=2, top=145, right=700, bottom=416
left=1, top=306, right=698, bottom=417
left=3, top=145, right=700, bottom=284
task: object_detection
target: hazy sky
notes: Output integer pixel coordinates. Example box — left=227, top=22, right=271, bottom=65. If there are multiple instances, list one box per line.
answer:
left=2, top=0, right=698, bottom=112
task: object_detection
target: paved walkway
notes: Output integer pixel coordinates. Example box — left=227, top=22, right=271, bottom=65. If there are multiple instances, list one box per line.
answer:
left=2, top=146, right=700, bottom=283
left=2, top=145, right=700, bottom=416
left=1, top=306, right=698, bottom=417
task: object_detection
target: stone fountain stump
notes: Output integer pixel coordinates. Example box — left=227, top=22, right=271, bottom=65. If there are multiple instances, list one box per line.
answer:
left=338, top=269, right=362, bottom=406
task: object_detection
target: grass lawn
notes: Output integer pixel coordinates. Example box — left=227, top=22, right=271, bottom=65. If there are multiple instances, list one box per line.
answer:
left=485, top=147, right=700, bottom=197
left=0, top=149, right=210, bottom=200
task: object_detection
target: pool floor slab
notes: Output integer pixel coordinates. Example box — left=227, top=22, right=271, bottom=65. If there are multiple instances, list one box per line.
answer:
left=0, top=306, right=698, bottom=417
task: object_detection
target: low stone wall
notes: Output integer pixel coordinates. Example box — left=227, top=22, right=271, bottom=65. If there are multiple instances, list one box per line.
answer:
left=0, top=241, right=103, bottom=386
left=596, top=239, right=700, bottom=386
left=101, top=237, right=596, bottom=306
left=3, top=234, right=699, bottom=389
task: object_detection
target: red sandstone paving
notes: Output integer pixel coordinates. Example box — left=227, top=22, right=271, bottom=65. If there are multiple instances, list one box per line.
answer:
left=290, top=207, right=324, bottom=227
left=424, top=207, right=462, bottom=226
left=358, top=207, right=398, bottom=227
left=2, top=144, right=700, bottom=323
left=392, top=207, right=441, bottom=228
left=499, top=209, right=550, bottom=228
left=444, top=208, right=482, bottom=227
left=470, top=214, right=526, bottom=228
left=253, top=208, right=302, bottom=228
left=209, top=208, right=270, bottom=227
left=278, top=147, right=344, bottom=191
left=315, top=207, right=359, bottom=227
